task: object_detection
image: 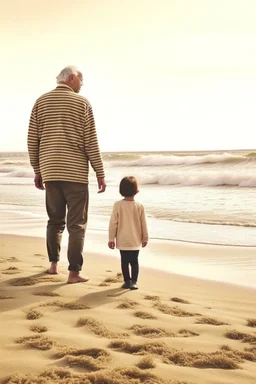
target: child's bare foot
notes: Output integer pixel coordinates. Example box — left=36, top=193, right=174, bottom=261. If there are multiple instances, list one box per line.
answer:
left=67, top=271, right=89, bottom=284
left=46, top=262, right=58, bottom=274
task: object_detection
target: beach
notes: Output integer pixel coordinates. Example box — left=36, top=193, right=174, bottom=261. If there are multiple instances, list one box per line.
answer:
left=0, top=234, right=256, bottom=384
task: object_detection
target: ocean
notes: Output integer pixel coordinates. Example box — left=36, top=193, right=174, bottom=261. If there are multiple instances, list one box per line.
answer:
left=1, top=149, right=256, bottom=246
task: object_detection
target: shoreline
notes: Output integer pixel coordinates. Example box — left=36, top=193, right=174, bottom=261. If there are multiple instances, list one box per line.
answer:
left=1, top=230, right=256, bottom=290
left=1, top=199, right=256, bottom=247
left=1, top=233, right=256, bottom=294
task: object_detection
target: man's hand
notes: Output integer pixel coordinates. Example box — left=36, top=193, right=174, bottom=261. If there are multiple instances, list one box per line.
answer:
left=34, top=173, right=44, bottom=190
left=142, top=241, right=148, bottom=247
left=108, top=241, right=115, bottom=249
left=97, top=177, right=106, bottom=193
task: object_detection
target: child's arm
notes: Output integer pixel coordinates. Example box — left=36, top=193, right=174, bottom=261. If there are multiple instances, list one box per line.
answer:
left=141, top=206, right=149, bottom=247
left=108, top=203, right=118, bottom=249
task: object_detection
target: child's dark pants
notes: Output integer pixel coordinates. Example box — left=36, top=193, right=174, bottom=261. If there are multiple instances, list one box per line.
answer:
left=120, top=250, right=139, bottom=283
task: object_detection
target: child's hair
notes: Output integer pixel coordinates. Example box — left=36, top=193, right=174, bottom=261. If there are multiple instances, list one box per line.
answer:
left=119, top=176, right=139, bottom=197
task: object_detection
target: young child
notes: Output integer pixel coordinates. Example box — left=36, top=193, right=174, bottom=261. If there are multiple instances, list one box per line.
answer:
left=108, top=176, right=148, bottom=290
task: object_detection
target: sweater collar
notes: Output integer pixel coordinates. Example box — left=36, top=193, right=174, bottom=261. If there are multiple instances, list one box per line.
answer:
left=56, top=84, right=74, bottom=92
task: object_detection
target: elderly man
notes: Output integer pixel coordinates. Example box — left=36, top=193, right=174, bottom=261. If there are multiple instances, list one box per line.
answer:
left=28, top=65, right=106, bottom=283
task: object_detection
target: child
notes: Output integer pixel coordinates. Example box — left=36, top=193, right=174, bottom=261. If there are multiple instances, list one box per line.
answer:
left=108, top=176, right=148, bottom=290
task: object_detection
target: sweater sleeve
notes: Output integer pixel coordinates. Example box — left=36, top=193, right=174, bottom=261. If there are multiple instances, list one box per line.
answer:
left=27, top=102, right=40, bottom=174
left=108, top=203, right=118, bottom=241
left=83, top=103, right=105, bottom=178
left=141, top=206, right=149, bottom=242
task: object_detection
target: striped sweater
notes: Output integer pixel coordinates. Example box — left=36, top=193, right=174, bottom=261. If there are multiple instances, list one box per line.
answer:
left=27, top=84, right=105, bottom=184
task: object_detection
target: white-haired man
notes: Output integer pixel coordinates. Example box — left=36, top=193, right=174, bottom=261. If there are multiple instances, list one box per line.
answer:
left=28, top=65, right=106, bottom=283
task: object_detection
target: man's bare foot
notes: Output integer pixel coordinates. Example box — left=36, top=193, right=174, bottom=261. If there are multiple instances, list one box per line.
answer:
left=67, top=271, right=89, bottom=284
left=46, top=262, right=58, bottom=275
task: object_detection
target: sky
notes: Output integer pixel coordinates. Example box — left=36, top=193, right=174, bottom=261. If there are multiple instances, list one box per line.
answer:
left=1, top=0, right=256, bottom=152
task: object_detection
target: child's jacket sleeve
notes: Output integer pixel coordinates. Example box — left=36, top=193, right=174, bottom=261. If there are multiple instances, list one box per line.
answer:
left=141, top=206, right=149, bottom=242
left=108, top=203, right=118, bottom=241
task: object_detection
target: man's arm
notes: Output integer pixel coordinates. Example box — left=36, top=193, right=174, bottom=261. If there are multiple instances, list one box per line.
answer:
left=141, top=206, right=149, bottom=247
left=27, top=103, right=40, bottom=174
left=84, top=103, right=106, bottom=192
left=97, top=177, right=107, bottom=193
left=28, top=103, right=44, bottom=190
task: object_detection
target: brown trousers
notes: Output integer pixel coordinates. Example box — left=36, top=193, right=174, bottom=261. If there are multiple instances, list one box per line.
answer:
left=45, top=181, right=89, bottom=271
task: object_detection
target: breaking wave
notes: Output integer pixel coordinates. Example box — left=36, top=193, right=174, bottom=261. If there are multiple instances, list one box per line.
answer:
left=139, top=171, right=256, bottom=187
left=106, top=152, right=254, bottom=167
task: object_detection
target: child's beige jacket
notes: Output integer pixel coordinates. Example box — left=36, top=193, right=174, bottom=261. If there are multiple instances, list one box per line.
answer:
left=108, top=200, right=148, bottom=250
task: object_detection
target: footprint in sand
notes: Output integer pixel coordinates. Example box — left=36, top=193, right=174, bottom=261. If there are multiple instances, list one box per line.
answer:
left=144, top=295, right=161, bottom=301
left=102, top=273, right=123, bottom=284
left=225, top=329, right=256, bottom=344
left=153, top=301, right=198, bottom=317
left=76, top=316, right=129, bottom=339
left=108, top=340, right=255, bottom=370
left=2, top=267, right=20, bottom=275
left=195, top=316, right=229, bottom=326
left=246, top=318, right=256, bottom=328
left=38, top=300, right=90, bottom=310
left=8, top=257, right=20, bottom=262
left=10, top=276, right=64, bottom=286
left=29, top=324, right=48, bottom=333
left=144, top=296, right=198, bottom=317
left=26, top=309, right=43, bottom=320
left=10, top=277, right=38, bottom=286
left=170, top=297, right=191, bottom=304
left=130, top=324, right=175, bottom=338
left=116, top=298, right=139, bottom=309
left=0, top=294, right=14, bottom=300
left=133, top=310, right=158, bottom=320
left=54, top=346, right=111, bottom=371
left=130, top=324, right=199, bottom=338
left=16, top=335, right=54, bottom=350
left=33, top=291, right=61, bottom=297
left=136, top=355, right=156, bottom=370
left=4, top=365, right=172, bottom=384
left=99, top=282, right=111, bottom=287
left=178, top=329, right=200, bottom=337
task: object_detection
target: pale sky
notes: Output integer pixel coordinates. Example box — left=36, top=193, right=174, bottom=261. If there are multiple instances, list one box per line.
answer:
left=1, top=0, right=256, bottom=152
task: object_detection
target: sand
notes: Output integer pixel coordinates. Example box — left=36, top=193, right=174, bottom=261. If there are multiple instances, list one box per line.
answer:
left=0, top=234, right=256, bottom=384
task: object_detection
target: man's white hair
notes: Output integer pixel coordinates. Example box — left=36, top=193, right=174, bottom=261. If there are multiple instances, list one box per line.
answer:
left=56, top=66, right=79, bottom=83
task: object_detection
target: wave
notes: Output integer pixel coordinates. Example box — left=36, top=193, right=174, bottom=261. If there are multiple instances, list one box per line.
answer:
left=103, top=153, right=141, bottom=161
left=0, top=160, right=29, bottom=166
left=0, top=167, right=17, bottom=173
left=246, top=152, right=256, bottom=158
left=148, top=214, right=256, bottom=228
left=149, top=236, right=256, bottom=247
left=3, top=170, right=34, bottom=178
left=139, top=171, right=256, bottom=187
left=1, top=152, right=255, bottom=173
left=1, top=169, right=256, bottom=188
left=107, top=152, right=253, bottom=167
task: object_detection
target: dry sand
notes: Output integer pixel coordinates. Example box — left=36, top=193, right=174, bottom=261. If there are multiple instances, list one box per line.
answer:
left=0, top=234, right=256, bottom=384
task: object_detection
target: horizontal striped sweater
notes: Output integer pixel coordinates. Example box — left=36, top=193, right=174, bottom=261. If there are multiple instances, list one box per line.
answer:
left=27, top=84, right=105, bottom=184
